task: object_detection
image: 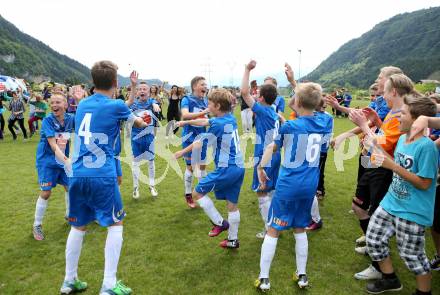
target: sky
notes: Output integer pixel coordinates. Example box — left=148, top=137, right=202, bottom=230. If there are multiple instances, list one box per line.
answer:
left=2, top=0, right=439, bottom=86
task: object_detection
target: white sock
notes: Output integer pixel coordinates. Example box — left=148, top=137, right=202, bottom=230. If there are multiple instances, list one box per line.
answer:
left=148, top=160, right=155, bottom=186
left=311, top=196, right=321, bottom=223
left=258, top=195, right=271, bottom=230
left=65, top=192, right=70, bottom=217
left=197, top=196, right=223, bottom=225
left=228, top=210, right=240, bottom=240
left=132, top=161, right=140, bottom=188
left=259, top=235, right=278, bottom=279
left=200, top=169, right=207, bottom=178
left=34, top=196, right=48, bottom=227
left=103, top=226, right=123, bottom=290
left=65, top=227, right=85, bottom=282
left=294, top=232, right=308, bottom=275
left=184, top=168, right=193, bottom=195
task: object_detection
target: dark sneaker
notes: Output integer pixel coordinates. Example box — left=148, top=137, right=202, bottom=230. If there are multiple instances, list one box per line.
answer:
left=208, top=220, right=229, bottom=237
left=305, top=220, right=323, bottom=231
left=294, top=272, right=309, bottom=288
left=255, top=278, right=270, bottom=292
left=430, top=254, right=440, bottom=271
left=219, top=239, right=239, bottom=249
left=33, top=225, right=44, bottom=241
left=366, top=277, right=402, bottom=294
left=185, top=194, right=196, bottom=209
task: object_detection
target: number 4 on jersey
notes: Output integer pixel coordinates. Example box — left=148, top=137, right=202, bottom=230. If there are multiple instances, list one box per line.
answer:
left=78, top=113, right=92, bottom=144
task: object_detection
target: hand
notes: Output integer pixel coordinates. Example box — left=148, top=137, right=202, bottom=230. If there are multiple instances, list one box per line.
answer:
left=362, top=107, right=380, bottom=126
left=349, top=109, right=368, bottom=127
left=324, top=95, right=339, bottom=108
left=370, top=152, right=393, bottom=169
left=202, top=109, right=210, bottom=116
left=175, top=121, right=186, bottom=128
left=284, top=62, right=295, bottom=82
left=130, top=71, right=138, bottom=85
left=362, top=134, right=378, bottom=151
left=257, top=166, right=269, bottom=191
left=246, top=60, right=256, bottom=71
left=64, top=158, right=72, bottom=177
left=174, top=151, right=184, bottom=159
left=72, top=85, right=85, bottom=101
left=409, top=115, right=429, bottom=141
left=153, top=104, right=161, bottom=113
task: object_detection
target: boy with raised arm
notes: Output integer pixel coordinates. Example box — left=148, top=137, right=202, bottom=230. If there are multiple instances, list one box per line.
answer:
left=241, top=60, right=281, bottom=239
left=175, top=88, right=245, bottom=249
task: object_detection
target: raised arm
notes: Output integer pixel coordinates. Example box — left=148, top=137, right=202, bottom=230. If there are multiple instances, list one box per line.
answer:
left=240, top=60, right=257, bottom=108
left=125, top=71, right=138, bottom=107
left=284, top=62, right=297, bottom=89
left=181, top=107, right=209, bottom=120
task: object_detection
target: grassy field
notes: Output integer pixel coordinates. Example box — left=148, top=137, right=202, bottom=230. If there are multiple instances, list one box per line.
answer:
left=0, top=98, right=439, bottom=294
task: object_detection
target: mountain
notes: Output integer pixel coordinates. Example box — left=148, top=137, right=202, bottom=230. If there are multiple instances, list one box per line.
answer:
left=0, top=15, right=162, bottom=86
left=305, top=7, right=440, bottom=88
left=0, top=14, right=91, bottom=84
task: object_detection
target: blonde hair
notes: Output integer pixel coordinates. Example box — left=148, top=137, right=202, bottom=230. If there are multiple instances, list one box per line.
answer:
left=380, top=66, right=403, bottom=78
left=295, top=82, right=322, bottom=110
left=208, top=88, right=232, bottom=112
left=385, top=74, right=414, bottom=97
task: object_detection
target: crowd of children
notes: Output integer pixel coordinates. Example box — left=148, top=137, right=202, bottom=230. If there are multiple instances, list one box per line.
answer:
left=7, top=56, right=438, bottom=295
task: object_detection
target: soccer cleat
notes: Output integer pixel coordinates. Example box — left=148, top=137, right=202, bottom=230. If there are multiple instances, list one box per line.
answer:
left=132, top=187, right=139, bottom=199
left=219, top=239, right=239, bottom=249
left=149, top=186, right=158, bottom=198
left=305, top=220, right=323, bottom=231
left=185, top=194, right=196, bottom=209
left=430, top=254, right=440, bottom=271
left=255, top=278, right=270, bottom=292
left=294, top=272, right=309, bottom=288
left=366, top=277, right=402, bottom=294
left=100, top=280, right=132, bottom=295
left=354, top=264, right=383, bottom=280
left=33, top=225, right=45, bottom=241
left=355, top=245, right=368, bottom=255
left=256, top=229, right=266, bottom=239
left=60, top=278, right=88, bottom=294
left=208, top=220, right=229, bottom=237
left=356, top=235, right=366, bottom=245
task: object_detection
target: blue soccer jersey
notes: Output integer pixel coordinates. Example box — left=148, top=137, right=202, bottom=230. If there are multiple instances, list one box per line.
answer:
left=206, top=113, right=244, bottom=168
left=71, top=93, right=134, bottom=177
left=195, top=113, right=245, bottom=204
left=251, top=102, right=282, bottom=192
left=181, top=94, right=208, bottom=144
left=273, top=95, right=285, bottom=113
left=375, top=96, right=391, bottom=121
left=129, top=98, right=156, bottom=160
left=129, top=98, right=157, bottom=138
left=274, top=114, right=333, bottom=200
left=36, top=113, right=75, bottom=168
left=315, top=111, right=334, bottom=153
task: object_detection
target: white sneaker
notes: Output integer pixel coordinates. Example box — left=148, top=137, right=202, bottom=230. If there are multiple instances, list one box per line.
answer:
left=149, top=186, right=158, bottom=198
left=256, top=229, right=266, bottom=239
left=132, top=187, right=139, bottom=199
left=356, top=235, right=366, bottom=244
left=354, top=264, right=383, bottom=280
left=355, top=245, right=367, bottom=255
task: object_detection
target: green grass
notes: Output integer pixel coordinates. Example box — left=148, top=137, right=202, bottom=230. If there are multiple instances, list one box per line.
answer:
left=0, top=99, right=439, bottom=294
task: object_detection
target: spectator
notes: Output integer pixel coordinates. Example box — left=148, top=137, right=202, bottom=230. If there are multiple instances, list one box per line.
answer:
left=7, top=90, right=28, bottom=140
left=28, top=93, right=48, bottom=136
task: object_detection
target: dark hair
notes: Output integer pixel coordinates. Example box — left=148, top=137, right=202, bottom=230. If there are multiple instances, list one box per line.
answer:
left=259, top=84, right=277, bottom=105
left=191, top=76, right=205, bottom=92
left=91, top=60, right=118, bottom=90
left=404, top=94, right=437, bottom=119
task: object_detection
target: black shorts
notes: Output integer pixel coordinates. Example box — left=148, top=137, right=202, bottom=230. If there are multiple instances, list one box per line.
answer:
left=354, top=167, right=393, bottom=215
left=433, top=185, right=440, bottom=233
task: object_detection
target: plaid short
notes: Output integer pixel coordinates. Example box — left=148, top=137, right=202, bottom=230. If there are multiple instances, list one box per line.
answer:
left=366, top=206, right=430, bottom=275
